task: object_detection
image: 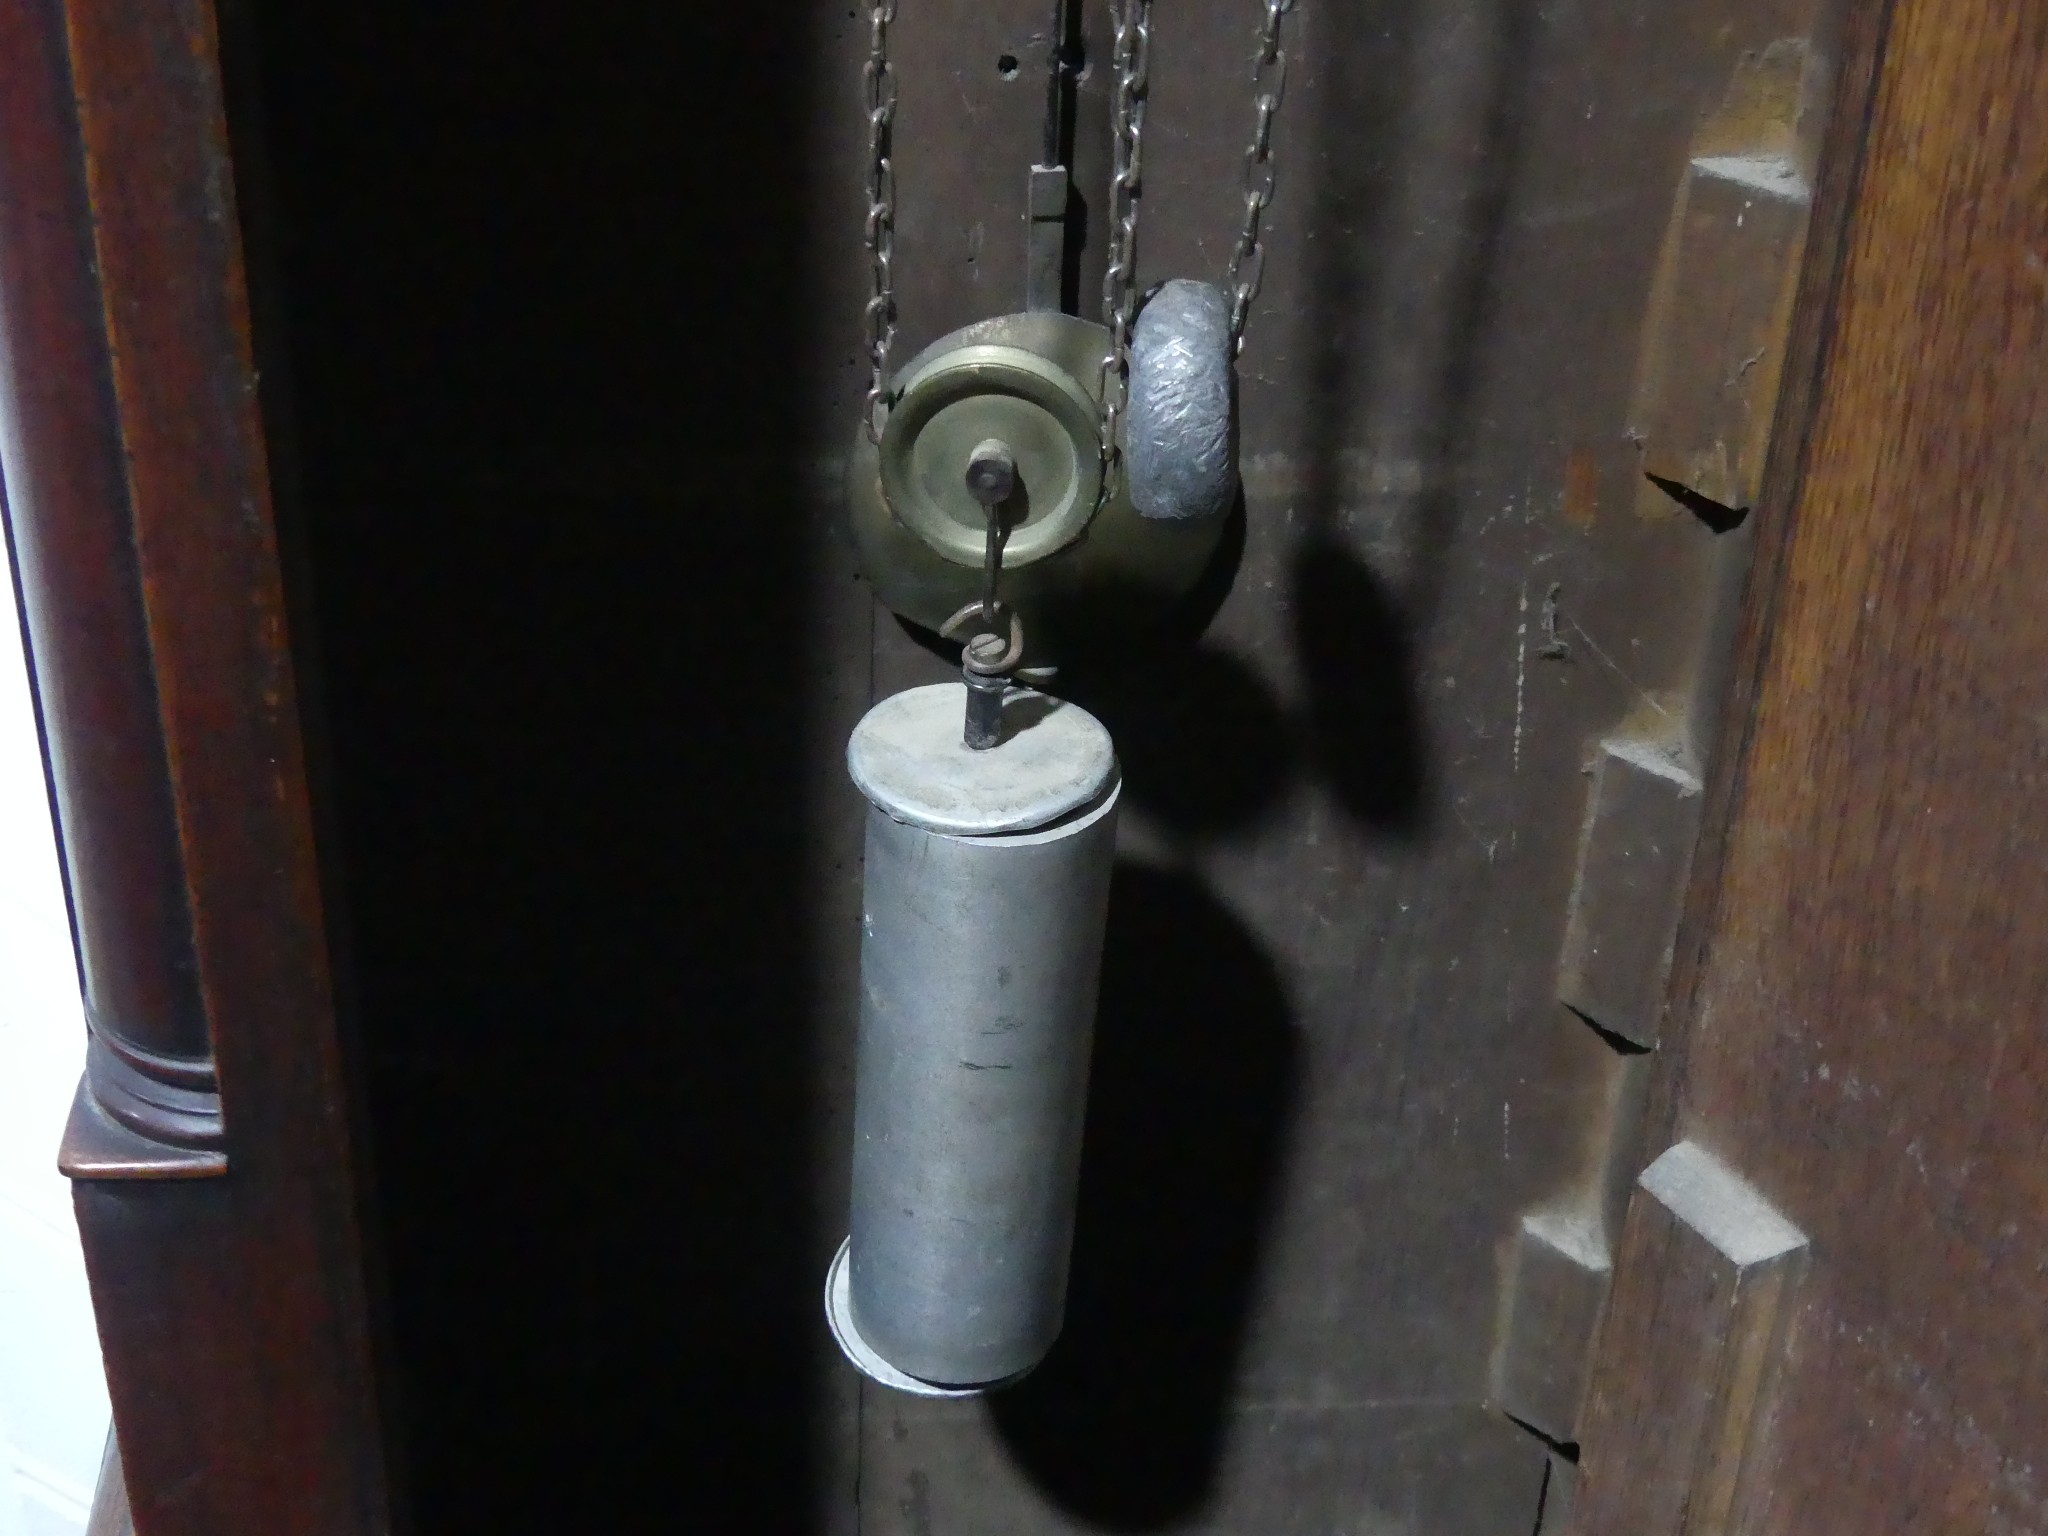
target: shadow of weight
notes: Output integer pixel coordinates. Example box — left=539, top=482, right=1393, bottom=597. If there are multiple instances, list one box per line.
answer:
left=990, top=862, right=1301, bottom=1531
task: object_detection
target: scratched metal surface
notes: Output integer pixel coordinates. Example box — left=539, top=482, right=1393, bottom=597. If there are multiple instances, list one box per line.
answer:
left=233, top=0, right=1821, bottom=1530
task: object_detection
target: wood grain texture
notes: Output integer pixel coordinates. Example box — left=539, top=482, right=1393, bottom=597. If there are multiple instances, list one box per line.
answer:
left=0, top=0, right=397, bottom=1529
left=1632, top=36, right=1825, bottom=519
left=1557, top=737, right=1705, bottom=1049
left=1636, top=0, right=1895, bottom=1166
left=1577, top=2, right=2048, bottom=1532
left=0, top=0, right=221, bottom=1154
left=862, top=0, right=1843, bottom=1528
left=1574, top=1142, right=1808, bottom=1536
left=1490, top=1209, right=1613, bottom=1443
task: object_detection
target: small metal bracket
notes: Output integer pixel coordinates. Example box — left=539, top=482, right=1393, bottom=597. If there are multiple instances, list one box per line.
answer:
left=1026, top=163, right=1068, bottom=312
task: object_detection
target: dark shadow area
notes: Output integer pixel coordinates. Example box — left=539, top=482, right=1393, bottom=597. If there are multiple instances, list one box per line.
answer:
left=1646, top=472, right=1751, bottom=535
left=990, top=863, right=1301, bottom=1530
left=1293, top=1, right=1539, bottom=839
left=1160, top=494, right=1252, bottom=651
left=230, top=6, right=831, bottom=1533
left=1563, top=1003, right=1656, bottom=1058
left=1048, top=499, right=1285, bottom=838
left=1291, top=531, right=1429, bottom=835
left=1064, top=636, right=1294, bottom=835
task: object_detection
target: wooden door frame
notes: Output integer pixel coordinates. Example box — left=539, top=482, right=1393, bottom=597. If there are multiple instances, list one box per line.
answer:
left=14, top=0, right=2039, bottom=1530
left=0, top=2, right=396, bottom=1532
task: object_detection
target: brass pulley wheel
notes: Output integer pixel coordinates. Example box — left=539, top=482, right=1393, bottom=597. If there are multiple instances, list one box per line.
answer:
left=878, top=343, right=1101, bottom=569
left=849, top=311, right=1230, bottom=663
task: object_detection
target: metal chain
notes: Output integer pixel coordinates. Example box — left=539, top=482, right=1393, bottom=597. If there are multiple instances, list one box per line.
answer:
left=1097, top=0, right=1151, bottom=481
left=1224, top=0, right=1295, bottom=353
left=866, top=1, right=1288, bottom=452
left=862, top=0, right=900, bottom=443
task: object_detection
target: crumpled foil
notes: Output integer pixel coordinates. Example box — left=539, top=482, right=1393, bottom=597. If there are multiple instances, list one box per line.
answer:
left=1125, top=278, right=1237, bottom=521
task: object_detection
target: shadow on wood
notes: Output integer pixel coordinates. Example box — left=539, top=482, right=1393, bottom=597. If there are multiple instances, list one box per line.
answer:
left=990, top=862, right=1301, bottom=1530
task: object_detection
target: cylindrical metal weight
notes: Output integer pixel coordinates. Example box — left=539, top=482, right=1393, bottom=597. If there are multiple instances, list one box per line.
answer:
left=827, top=683, right=1119, bottom=1392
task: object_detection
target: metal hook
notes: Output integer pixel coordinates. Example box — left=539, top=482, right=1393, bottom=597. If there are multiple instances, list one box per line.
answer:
left=940, top=602, right=1027, bottom=750
left=940, top=602, right=1027, bottom=676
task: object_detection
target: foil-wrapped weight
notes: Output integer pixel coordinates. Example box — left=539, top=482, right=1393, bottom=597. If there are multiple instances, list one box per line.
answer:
left=1125, top=278, right=1238, bottom=522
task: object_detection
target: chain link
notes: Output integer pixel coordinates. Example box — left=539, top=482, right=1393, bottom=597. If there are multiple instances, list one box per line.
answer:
left=1225, top=0, right=1294, bottom=353
left=865, top=1, right=1290, bottom=452
left=1097, top=0, right=1151, bottom=484
left=862, top=0, right=900, bottom=443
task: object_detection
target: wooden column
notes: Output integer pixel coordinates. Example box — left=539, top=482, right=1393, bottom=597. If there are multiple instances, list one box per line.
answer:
left=0, top=1, right=395, bottom=1531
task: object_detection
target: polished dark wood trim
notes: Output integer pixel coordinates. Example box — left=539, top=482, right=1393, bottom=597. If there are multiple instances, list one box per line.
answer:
left=0, top=0, right=221, bottom=1158
left=0, top=0, right=396, bottom=1530
left=59, top=1078, right=228, bottom=1181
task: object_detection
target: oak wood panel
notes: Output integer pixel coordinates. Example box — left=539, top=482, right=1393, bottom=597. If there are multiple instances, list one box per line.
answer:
left=1576, top=2, right=2048, bottom=1531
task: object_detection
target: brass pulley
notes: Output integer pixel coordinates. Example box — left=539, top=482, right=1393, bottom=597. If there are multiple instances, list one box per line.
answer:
left=848, top=311, right=1228, bottom=660
left=850, top=0, right=1295, bottom=667
left=879, top=333, right=1100, bottom=569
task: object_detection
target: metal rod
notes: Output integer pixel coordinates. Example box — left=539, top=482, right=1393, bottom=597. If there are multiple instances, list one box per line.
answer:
left=965, top=437, right=1016, bottom=625
left=962, top=663, right=1007, bottom=750
left=1040, top=0, right=1072, bottom=166
left=1026, top=0, right=1077, bottom=311
left=961, top=438, right=1021, bottom=750
left=980, top=513, right=1001, bottom=621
